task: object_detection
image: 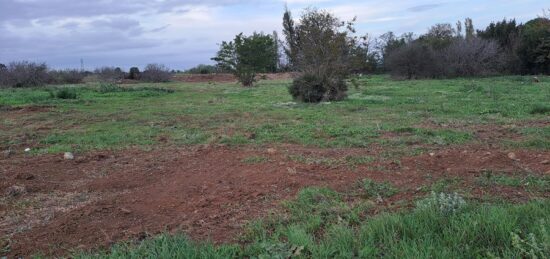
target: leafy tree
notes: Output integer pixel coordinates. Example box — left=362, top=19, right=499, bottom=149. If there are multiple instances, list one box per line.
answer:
left=518, top=18, right=550, bottom=74
left=478, top=19, right=520, bottom=48
left=284, top=8, right=357, bottom=102
left=420, top=23, right=456, bottom=49
left=212, top=32, right=278, bottom=87
left=128, top=67, right=141, bottom=80
left=378, top=32, right=408, bottom=67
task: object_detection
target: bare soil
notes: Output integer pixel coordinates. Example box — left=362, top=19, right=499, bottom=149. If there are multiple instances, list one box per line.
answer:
left=172, top=73, right=296, bottom=83
left=1, top=144, right=549, bottom=257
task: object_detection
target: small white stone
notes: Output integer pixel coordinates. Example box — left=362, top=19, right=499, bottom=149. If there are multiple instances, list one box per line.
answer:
left=24, top=148, right=31, bottom=152
left=64, top=152, right=74, bottom=160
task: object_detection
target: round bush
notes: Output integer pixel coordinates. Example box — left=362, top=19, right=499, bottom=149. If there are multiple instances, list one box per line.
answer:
left=289, top=74, right=348, bottom=103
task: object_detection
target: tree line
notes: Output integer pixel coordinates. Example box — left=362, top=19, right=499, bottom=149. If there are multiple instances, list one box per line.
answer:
left=212, top=7, right=550, bottom=102
left=0, top=63, right=173, bottom=88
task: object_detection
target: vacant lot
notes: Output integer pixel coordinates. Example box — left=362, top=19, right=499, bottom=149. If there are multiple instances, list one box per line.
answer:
left=1, top=75, right=549, bottom=257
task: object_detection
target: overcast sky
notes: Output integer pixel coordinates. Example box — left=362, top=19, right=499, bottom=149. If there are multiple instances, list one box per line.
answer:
left=0, top=0, right=547, bottom=70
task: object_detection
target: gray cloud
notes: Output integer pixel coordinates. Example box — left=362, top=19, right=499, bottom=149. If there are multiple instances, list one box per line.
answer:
left=0, top=0, right=258, bottom=22
left=407, top=3, right=443, bottom=12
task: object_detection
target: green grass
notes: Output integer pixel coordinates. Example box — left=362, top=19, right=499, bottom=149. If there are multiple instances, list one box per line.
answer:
left=477, top=171, right=550, bottom=192
left=76, top=187, right=550, bottom=258
left=1, top=75, right=549, bottom=153
left=5, top=76, right=549, bottom=258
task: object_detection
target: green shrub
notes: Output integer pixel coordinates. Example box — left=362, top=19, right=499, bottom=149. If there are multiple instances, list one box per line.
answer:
left=53, top=87, right=78, bottom=99
left=361, top=179, right=398, bottom=198
left=98, top=83, right=121, bottom=93
left=416, top=191, right=466, bottom=216
left=508, top=220, right=550, bottom=259
left=289, top=74, right=347, bottom=103
left=530, top=104, right=550, bottom=114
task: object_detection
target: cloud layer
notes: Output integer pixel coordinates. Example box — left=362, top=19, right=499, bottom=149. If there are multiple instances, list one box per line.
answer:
left=0, top=0, right=546, bottom=69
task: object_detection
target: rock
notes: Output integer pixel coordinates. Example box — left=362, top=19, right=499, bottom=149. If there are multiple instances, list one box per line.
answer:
left=429, top=152, right=435, bottom=157
left=507, top=152, right=518, bottom=161
left=64, top=152, right=74, bottom=160
left=541, top=160, right=549, bottom=165
left=24, top=148, right=31, bottom=153
left=267, top=148, right=277, bottom=154
left=6, top=185, right=26, bottom=197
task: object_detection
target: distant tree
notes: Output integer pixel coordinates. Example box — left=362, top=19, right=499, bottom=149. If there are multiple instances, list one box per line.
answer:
left=420, top=23, right=456, bottom=49
left=456, top=20, right=463, bottom=38
left=95, top=67, right=124, bottom=83
left=440, top=37, right=503, bottom=77
left=185, top=64, right=220, bottom=74
left=0, top=63, right=6, bottom=71
left=212, top=32, right=278, bottom=86
left=386, top=41, right=438, bottom=79
left=378, top=32, right=407, bottom=62
left=141, top=64, right=172, bottom=82
left=128, top=67, right=141, bottom=80
left=464, top=18, right=475, bottom=40
left=48, top=69, right=86, bottom=84
left=282, top=6, right=298, bottom=70
left=349, top=34, right=379, bottom=74
left=478, top=19, right=520, bottom=48
left=0, top=61, right=49, bottom=88
left=518, top=18, right=550, bottom=74
left=477, top=18, right=522, bottom=73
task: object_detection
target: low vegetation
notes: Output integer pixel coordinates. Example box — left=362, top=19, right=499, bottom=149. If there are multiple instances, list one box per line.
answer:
left=77, top=188, right=550, bottom=258
left=1, top=75, right=548, bottom=153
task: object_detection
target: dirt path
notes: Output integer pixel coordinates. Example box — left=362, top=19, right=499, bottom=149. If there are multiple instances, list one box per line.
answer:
left=1, top=145, right=549, bottom=257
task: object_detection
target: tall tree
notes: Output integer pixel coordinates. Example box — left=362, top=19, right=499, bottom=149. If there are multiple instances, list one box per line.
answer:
left=464, top=18, right=475, bottom=40
left=282, top=6, right=298, bottom=70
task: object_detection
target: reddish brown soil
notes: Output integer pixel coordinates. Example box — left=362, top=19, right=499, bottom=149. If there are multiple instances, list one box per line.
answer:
left=1, top=145, right=549, bottom=257
left=172, top=73, right=296, bottom=83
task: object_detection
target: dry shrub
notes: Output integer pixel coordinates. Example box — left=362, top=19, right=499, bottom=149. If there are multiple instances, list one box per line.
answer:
left=141, top=64, right=172, bottom=83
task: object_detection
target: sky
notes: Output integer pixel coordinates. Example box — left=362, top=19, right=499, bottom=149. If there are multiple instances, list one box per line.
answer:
left=0, top=0, right=548, bottom=70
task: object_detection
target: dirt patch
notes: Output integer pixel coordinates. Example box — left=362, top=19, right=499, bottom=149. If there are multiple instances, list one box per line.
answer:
left=172, top=73, right=296, bottom=83
left=0, top=105, right=52, bottom=114
left=172, top=74, right=236, bottom=83
left=1, top=145, right=549, bottom=257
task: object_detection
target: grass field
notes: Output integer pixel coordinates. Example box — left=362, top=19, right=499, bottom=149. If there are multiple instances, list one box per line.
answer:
left=1, top=75, right=549, bottom=153
left=1, top=75, right=549, bottom=258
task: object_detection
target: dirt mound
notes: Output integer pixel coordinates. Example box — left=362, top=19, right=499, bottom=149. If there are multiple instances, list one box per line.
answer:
left=1, top=145, right=548, bottom=257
